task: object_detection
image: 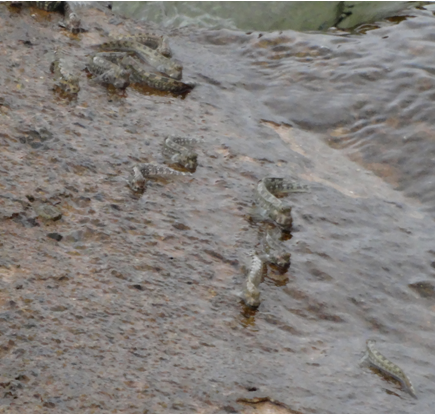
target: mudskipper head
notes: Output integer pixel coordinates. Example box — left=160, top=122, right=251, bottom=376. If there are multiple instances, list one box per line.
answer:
left=274, top=252, right=291, bottom=268
left=113, top=69, right=131, bottom=89
left=128, top=166, right=146, bottom=193
left=271, top=206, right=292, bottom=228
left=366, top=339, right=377, bottom=348
left=161, top=62, right=182, bottom=80
left=60, top=80, right=80, bottom=95
left=68, top=13, right=81, bottom=33
left=184, top=154, right=198, bottom=171
left=243, top=286, right=261, bottom=308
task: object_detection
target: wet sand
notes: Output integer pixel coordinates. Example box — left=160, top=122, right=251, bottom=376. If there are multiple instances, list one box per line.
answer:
left=0, top=3, right=434, bottom=414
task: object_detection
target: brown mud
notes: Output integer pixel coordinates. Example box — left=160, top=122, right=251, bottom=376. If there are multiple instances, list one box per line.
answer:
left=0, top=3, right=434, bottom=414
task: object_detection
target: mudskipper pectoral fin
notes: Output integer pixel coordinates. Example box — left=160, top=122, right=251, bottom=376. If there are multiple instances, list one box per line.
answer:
left=359, top=352, right=369, bottom=367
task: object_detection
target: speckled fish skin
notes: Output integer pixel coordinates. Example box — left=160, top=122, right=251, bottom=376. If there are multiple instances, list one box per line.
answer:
left=255, top=180, right=291, bottom=227
left=163, top=137, right=199, bottom=170
left=255, top=177, right=309, bottom=228
left=256, top=179, right=286, bottom=213
left=64, top=11, right=81, bottom=33
left=90, top=52, right=193, bottom=94
left=110, top=34, right=172, bottom=58
left=128, top=166, right=146, bottom=193
left=90, top=52, right=184, bottom=93
left=364, top=339, right=417, bottom=399
left=50, top=57, right=80, bottom=94
left=139, top=164, right=191, bottom=178
left=87, top=55, right=131, bottom=89
left=94, top=40, right=182, bottom=80
left=94, top=52, right=129, bottom=62
left=241, top=253, right=265, bottom=308
left=264, top=177, right=309, bottom=195
left=12, top=1, right=62, bottom=11
left=128, top=164, right=190, bottom=193
left=60, top=2, right=84, bottom=34
left=32, top=1, right=86, bottom=33
left=268, top=207, right=293, bottom=228
left=35, top=1, right=63, bottom=11
left=118, top=56, right=194, bottom=94
left=91, top=48, right=195, bottom=94
left=258, top=227, right=290, bottom=268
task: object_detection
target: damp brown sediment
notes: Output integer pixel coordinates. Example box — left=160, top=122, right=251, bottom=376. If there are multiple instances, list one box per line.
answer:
left=0, top=3, right=435, bottom=414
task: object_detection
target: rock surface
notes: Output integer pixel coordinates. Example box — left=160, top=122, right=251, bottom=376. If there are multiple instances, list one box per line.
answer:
left=0, top=3, right=434, bottom=414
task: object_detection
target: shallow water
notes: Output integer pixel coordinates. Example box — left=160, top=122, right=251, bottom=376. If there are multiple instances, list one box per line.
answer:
left=0, top=3, right=434, bottom=414
left=112, top=1, right=416, bottom=32
left=243, top=7, right=435, bottom=214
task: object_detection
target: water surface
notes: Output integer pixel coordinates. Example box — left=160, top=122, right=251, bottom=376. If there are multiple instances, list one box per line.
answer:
left=112, top=1, right=417, bottom=31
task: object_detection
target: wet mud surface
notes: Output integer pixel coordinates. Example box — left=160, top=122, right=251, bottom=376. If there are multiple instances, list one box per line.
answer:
left=0, top=3, right=435, bottom=414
